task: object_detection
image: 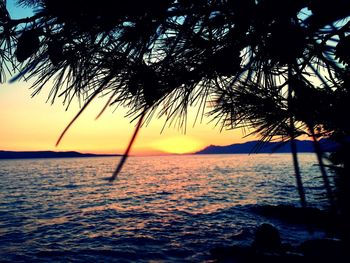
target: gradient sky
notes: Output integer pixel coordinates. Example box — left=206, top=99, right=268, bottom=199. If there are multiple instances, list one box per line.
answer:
left=0, top=1, right=252, bottom=155
left=0, top=80, right=251, bottom=155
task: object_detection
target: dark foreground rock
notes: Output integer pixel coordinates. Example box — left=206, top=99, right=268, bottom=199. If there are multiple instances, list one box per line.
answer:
left=252, top=223, right=281, bottom=251
left=300, top=238, right=347, bottom=261
left=210, top=224, right=348, bottom=263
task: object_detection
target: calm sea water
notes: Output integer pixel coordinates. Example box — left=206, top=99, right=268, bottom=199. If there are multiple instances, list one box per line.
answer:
left=0, top=154, right=331, bottom=262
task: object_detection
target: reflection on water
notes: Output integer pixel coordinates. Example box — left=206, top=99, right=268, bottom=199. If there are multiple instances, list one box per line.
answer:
left=0, top=154, right=331, bottom=262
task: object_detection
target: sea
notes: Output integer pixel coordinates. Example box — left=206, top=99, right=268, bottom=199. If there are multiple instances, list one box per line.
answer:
left=0, top=153, right=333, bottom=262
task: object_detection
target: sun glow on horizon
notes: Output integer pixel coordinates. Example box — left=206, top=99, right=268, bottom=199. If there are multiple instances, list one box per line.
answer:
left=151, top=136, right=204, bottom=154
left=0, top=0, right=262, bottom=156
left=0, top=81, right=249, bottom=155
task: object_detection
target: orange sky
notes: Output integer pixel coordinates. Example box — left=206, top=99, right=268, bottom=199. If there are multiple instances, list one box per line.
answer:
left=0, top=80, right=251, bottom=155
left=0, top=1, right=253, bottom=155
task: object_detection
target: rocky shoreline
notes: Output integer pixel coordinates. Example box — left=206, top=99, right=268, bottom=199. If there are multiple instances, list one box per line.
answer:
left=210, top=205, right=348, bottom=262
left=211, top=225, right=347, bottom=262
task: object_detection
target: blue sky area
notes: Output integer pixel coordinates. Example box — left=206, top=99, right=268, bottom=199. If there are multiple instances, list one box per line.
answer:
left=7, top=0, right=34, bottom=19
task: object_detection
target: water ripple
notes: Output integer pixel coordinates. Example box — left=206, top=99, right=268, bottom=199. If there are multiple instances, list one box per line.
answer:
left=0, top=154, right=331, bottom=261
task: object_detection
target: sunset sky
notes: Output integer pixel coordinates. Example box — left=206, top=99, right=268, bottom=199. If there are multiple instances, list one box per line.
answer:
left=0, top=80, right=250, bottom=155
left=0, top=1, right=251, bottom=155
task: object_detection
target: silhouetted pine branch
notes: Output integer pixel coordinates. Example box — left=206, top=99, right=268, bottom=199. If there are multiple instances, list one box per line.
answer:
left=1, top=1, right=350, bottom=219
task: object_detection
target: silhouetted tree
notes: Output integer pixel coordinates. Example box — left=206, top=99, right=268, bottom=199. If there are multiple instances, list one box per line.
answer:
left=1, top=0, right=350, bottom=239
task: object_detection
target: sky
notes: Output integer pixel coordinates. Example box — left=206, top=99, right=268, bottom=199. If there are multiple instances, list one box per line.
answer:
left=0, top=1, right=251, bottom=155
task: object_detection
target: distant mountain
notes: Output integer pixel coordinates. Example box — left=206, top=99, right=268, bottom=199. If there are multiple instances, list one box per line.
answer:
left=195, top=139, right=339, bottom=155
left=0, top=150, right=120, bottom=159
